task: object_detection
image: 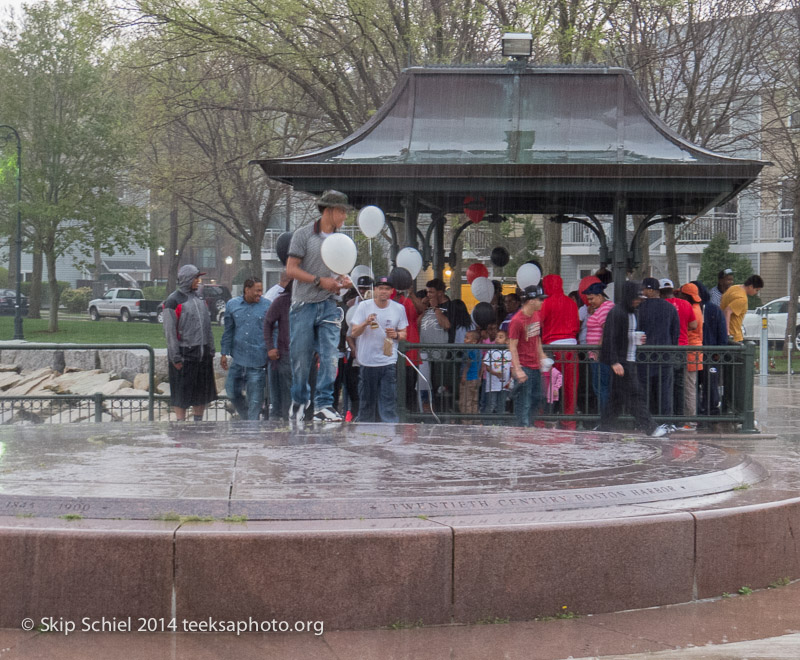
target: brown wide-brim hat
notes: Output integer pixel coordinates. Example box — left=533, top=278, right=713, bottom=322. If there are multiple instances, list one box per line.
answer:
left=317, top=190, right=354, bottom=210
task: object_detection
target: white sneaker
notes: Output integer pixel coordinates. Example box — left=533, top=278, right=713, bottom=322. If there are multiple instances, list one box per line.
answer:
left=313, top=406, right=343, bottom=422
left=289, top=401, right=309, bottom=423
left=650, top=424, right=670, bottom=438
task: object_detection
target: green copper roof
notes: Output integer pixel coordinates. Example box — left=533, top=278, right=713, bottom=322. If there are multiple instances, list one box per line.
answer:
left=254, top=66, right=765, bottom=216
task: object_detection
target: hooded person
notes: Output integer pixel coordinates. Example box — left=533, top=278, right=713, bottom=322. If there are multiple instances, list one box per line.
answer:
left=637, top=277, right=679, bottom=418
left=162, top=264, right=217, bottom=421
left=677, top=283, right=704, bottom=427
left=597, top=280, right=668, bottom=437
left=693, top=280, right=727, bottom=421
left=539, top=274, right=580, bottom=429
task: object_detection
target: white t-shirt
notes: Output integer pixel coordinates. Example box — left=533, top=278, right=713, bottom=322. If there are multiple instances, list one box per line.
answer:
left=351, top=299, right=409, bottom=367
left=483, top=348, right=512, bottom=392
left=263, top=284, right=284, bottom=303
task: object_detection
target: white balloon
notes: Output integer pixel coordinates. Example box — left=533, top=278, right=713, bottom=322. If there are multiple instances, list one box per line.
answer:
left=396, top=247, right=423, bottom=279
left=357, top=205, right=385, bottom=239
left=516, top=262, right=542, bottom=289
left=345, top=303, right=358, bottom=326
left=321, top=233, right=358, bottom=275
left=350, top=264, right=373, bottom=283
left=471, top=276, right=494, bottom=303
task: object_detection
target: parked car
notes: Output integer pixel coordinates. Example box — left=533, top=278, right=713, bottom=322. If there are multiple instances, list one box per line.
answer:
left=157, top=285, right=231, bottom=325
left=88, top=288, right=161, bottom=322
left=741, top=296, right=800, bottom=350
left=0, top=289, right=28, bottom=316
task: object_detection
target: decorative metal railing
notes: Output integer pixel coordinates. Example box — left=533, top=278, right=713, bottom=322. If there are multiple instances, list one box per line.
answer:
left=397, top=341, right=756, bottom=432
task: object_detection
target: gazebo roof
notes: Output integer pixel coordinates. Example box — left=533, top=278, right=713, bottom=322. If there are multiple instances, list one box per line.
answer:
left=253, top=65, right=765, bottom=216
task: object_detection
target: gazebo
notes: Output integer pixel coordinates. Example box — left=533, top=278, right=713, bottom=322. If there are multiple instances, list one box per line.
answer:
left=253, top=65, right=765, bottom=291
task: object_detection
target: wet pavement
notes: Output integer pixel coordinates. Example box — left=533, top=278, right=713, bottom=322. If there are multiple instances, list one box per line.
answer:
left=0, top=418, right=773, bottom=522
left=1, top=375, right=799, bottom=658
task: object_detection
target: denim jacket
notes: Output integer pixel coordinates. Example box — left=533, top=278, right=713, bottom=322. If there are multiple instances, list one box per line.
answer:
left=221, top=296, right=271, bottom=367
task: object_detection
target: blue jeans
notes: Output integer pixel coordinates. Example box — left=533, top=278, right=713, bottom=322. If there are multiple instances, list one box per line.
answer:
left=268, top=358, right=292, bottom=420
left=358, top=364, right=398, bottom=423
left=289, top=299, right=342, bottom=410
left=591, top=362, right=611, bottom=413
left=225, top=362, right=266, bottom=420
left=480, top=389, right=507, bottom=425
left=513, top=366, right=541, bottom=427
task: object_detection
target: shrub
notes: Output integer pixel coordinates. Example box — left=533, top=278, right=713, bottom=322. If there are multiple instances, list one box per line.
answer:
left=61, top=287, right=93, bottom=313
left=141, top=285, right=167, bottom=301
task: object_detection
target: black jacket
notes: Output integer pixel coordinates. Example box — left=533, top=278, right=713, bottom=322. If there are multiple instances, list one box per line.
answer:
left=600, top=281, right=640, bottom=366
left=638, top=297, right=679, bottom=346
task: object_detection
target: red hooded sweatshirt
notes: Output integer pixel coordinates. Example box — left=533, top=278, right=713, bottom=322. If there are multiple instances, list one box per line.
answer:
left=539, top=274, right=580, bottom=344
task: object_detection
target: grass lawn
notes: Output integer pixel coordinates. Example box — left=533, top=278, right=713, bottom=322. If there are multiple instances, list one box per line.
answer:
left=0, top=316, right=225, bottom=349
left=765, top=349, right=800, bottom=374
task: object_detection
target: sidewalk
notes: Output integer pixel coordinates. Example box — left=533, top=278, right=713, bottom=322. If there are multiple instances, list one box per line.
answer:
left=2, top=581, right=800, bottom=659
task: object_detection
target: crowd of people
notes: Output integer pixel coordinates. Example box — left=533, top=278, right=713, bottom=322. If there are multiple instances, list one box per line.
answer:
left=162, top=190, right=764, bottom=432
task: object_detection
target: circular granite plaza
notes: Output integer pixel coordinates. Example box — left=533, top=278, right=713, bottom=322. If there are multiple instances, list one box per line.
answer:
left=1, top=421, right=797, bottom=630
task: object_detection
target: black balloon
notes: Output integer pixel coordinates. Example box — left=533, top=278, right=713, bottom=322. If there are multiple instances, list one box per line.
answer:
left=490, top=246, right=510, bottom=267
left=389, top=266, right=413, bottom=291
left=472, top=302, right=495, bottom=329
left=276, top=231, right=293, bottom=266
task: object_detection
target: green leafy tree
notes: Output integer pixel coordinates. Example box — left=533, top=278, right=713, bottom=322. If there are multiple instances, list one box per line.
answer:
left=502, top=216, right=543, bottom=275
left=698, top=233, right=754, bottom=291
left=0, top=0, right=148, bottom=330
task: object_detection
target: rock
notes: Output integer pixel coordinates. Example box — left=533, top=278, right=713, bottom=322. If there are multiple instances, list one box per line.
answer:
left=0, top=371, right=23, bottom=391
left=133, top=373, right=153, bottom=391
left=119, top=367, right=139, bottom=383
left=99, top=379, right=133, bottom=396
left=0, top=350, right=59, bottom=372
left=156, top=382, right=170, bottom=395
left=98, top=349, right=153, bottom=376
left=44, top=370, right=105, bottom=394
left=0, top=364, right=21, bottom=373
left=53, top=351, right=66, bottom=373
left=63, top=350, right=99, bottom=371
left=5, top=369, right=60, bottom=396
left=115, top=387, right=149, bottom=396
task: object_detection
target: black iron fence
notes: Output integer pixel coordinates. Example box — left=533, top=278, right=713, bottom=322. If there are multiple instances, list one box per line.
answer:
left=0, top=341, right=757, bottom=430
left=397, top=341, right=756, bottom=432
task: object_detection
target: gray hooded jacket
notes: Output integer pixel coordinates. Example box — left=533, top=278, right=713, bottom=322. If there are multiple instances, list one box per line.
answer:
left=163, top=265, right=215, bottom=364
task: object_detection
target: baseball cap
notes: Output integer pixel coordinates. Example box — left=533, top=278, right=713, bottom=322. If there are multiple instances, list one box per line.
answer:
left=581, top=282, right=607, bottom=296
left=521, top=285, right=547, bottom=300
left=679, top=282, right=701, bottom=302
left=356, top=275, right=373, bottom=287
left=718, top=268, right=734, bottom=278
left=659, top=278, right=674, bottom=290
left=375, top=276, right=393, bottom=287
left=642, top=277, right=660, bottom=290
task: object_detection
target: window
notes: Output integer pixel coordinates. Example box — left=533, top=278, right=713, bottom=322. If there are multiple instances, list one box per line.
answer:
left=197, top=248, right=216, bottom=269
left=781, top=179, right=796, bottom=211
left=790, top=109, right=800, bottom=129
left=699, top=110, right=731, bottom=139
left=715, top=198, right=739, bottom=215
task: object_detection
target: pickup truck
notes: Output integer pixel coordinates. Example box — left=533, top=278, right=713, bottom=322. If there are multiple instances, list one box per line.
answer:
left=88, top=288, right=162, bottom=322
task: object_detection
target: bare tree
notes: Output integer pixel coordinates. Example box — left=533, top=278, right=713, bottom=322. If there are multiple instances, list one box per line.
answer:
left=752, top=5, right=800, bottom=354
left=610, top=0, right=779, bottom=283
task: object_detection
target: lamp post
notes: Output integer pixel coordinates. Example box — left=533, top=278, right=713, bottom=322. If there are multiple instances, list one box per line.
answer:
left=156, top=246, right=165, bottom=283
left=0, top=125, right=23, bottom=340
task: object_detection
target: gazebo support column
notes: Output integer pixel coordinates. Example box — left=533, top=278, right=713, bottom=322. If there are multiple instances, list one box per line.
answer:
left=403, top=195, right=419, bottom=250
left=612, top=193, right=629, bottom=303
left=433, top=213, right=445, bottom=281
